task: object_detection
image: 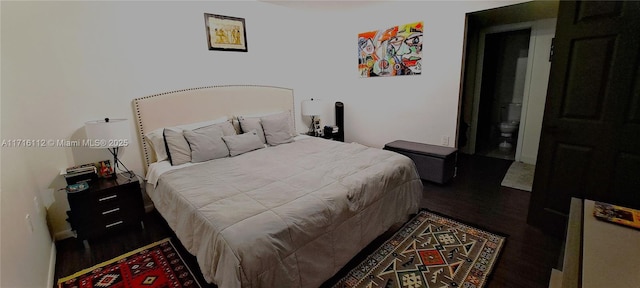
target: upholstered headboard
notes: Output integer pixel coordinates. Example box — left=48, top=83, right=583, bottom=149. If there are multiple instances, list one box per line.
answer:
left=133, top=85, right=294, bottom=169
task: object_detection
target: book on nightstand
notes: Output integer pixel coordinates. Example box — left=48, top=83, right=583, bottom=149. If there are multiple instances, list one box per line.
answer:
left=593, top=201, right=640, bottom=230
left=63, top=163, right=97, bottom=185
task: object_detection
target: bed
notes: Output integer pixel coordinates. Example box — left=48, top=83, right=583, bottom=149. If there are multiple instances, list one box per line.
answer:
left=133, top=85, right=423, bottom=287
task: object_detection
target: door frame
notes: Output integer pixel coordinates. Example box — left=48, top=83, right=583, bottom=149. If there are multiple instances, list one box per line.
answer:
left=467, top=22, right=535, bottom=161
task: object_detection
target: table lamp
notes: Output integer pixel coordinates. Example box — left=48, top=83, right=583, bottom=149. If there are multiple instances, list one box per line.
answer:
left=301, top=98, right=322, bottom=136
left=84, top=118, right=130, bottom=178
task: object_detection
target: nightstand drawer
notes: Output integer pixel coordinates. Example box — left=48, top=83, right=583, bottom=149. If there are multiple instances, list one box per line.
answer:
left=66, top=173, right=144, bottom=241
left=73, top=201, right=140, bottom=227
left=79, top=219, right=127, bottom=239
left=74, top=211, right=142, bottom=238
left=69, top=193, right=140, bottom=224
left=95, top=192, right=120, bottom=204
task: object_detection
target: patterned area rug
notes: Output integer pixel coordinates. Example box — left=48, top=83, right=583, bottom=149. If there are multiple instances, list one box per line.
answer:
left=501, top=161, right=535, bottom=192
left=57, top=238, right=201, bottom=288
left=333, top=210, right=506, bottom=288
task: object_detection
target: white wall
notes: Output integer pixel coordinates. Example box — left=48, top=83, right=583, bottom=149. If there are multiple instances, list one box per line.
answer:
left=1, top=1, right=524, bottom=286
left=519, top=18, right=556, bottom=164
left=287, top=1, right=526, bottom=149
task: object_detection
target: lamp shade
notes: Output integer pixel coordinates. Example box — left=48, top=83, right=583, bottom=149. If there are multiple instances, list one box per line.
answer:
left=301, top=98, right=322, bottom=116
left=84, top=118, right=130, bottom=148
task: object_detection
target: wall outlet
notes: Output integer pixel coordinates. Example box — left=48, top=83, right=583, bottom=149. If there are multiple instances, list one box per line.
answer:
left=441, top=136, right=450, bottom=146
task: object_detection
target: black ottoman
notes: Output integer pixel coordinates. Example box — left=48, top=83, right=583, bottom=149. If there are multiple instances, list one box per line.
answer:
left=384, top=140, right=457, bottom=184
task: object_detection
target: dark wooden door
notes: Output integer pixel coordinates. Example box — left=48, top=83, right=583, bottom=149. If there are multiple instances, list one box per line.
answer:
left=527, top=1, right=640, bottom=237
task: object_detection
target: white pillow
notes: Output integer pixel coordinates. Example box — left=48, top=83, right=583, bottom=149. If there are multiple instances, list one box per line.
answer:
left=237, top=116, right=266, bottom=144
left=261, top=112, right=294, bottom=146
left=235, top=110, right=296, bottom=137
left=163, top=127, right=191, bottom=166
left=183, top=124, right=229, bottom=163
left=216, top=121, right=238, bottom=136
left=145, top=116, right=228, bottom=162
left=222, top=130, right=265, bottom=157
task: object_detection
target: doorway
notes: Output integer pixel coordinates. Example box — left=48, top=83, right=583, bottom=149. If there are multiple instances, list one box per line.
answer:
left=475, top=28, right=531, bottom=160
left=457, top=2, right=558, bottom=166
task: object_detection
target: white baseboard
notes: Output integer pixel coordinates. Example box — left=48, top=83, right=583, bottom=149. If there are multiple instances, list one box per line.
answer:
left=47, top=241, right=57, bottom=287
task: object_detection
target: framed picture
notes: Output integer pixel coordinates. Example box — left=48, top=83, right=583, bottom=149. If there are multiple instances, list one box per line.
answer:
left=358, top=21, right=423, bottom=77
left=204, top=13, right=248, bottom=52
left=95, top=160, right=114, bottom=178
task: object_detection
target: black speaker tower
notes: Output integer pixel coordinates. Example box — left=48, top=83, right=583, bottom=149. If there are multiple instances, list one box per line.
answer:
left=335, top=102, right=344, bottom=142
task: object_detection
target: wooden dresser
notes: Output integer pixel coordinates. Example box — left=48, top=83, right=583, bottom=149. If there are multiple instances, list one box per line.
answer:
left=552, top=198, right=640, bottom=288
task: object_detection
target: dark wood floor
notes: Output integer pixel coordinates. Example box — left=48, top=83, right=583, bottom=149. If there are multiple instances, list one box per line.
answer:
left=55, top=154, right=562, bottom=288
left=419, top=154, right=562, bottom=288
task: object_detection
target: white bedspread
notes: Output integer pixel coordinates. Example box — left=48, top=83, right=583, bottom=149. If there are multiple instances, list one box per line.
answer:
left=148, top=137, right=423, bottom=287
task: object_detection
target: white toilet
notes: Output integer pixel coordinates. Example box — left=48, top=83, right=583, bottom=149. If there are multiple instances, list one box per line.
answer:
left=498, top=103, right=522, bottom=149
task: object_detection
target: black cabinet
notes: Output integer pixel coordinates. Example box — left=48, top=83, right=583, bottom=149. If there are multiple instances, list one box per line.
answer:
left=384, top=140, right=457, bottom=184
left=66, top=173, right=144, bottom=243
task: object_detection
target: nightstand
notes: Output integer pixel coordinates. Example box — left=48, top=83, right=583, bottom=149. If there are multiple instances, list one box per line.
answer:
left=66, top=173, right=144, bottom=246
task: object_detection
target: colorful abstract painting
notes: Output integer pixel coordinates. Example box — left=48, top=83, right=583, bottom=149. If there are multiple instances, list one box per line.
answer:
left=358, top=22, right=423, bottom=78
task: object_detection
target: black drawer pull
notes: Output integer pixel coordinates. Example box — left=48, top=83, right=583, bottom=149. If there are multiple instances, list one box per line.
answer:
left=105, top=221, right=123, bottom=228
left=101, top=208, right=120, bottom=215
left=98, top=195, right=117, bottom=202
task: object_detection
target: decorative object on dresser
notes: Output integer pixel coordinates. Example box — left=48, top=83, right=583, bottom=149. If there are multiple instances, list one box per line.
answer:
left=204, top=13, right=247, bottom=52
left=384, top=140, right=457, bottom=184
left=84, top=118, right=131, bottom=178
left=333, top=210, right=506, bottom=288
left=301, top=98, right=323, bottom=136
left=66, top=173, right=144, bottom=247
left=57, top=238, right=201, bottom=288
left=593, top=201, right=640, bottom=230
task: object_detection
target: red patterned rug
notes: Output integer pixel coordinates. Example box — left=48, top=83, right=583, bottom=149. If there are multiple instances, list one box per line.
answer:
left=57, top=238, right=201, bottom=288
left=333, top=210, right=506, bottom=288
